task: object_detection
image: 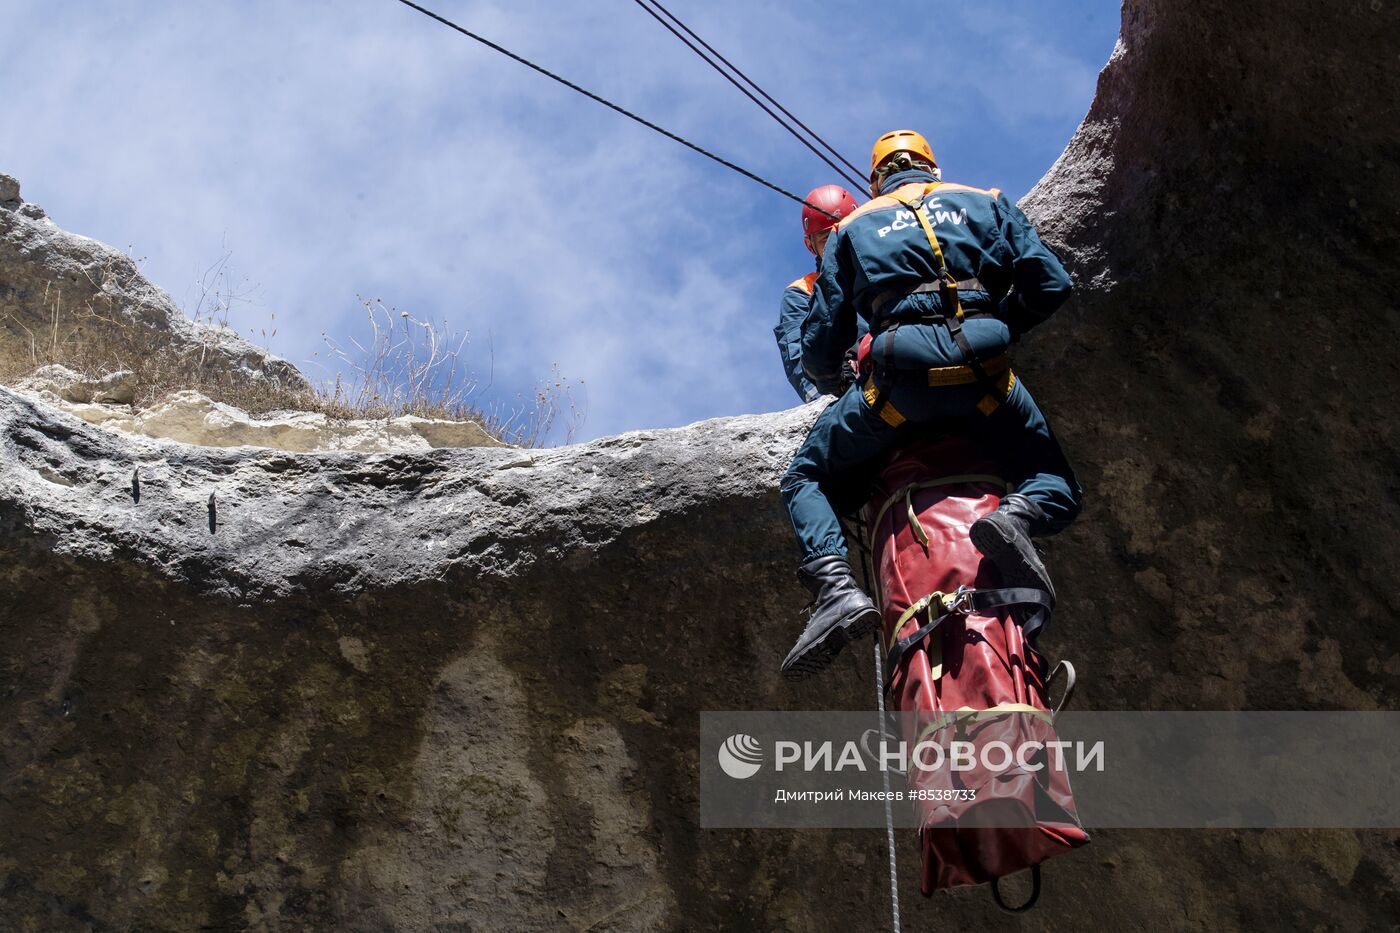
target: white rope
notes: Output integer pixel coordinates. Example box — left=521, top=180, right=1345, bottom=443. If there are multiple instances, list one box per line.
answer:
left=868, top=636, right=901, bottom=924
left=844, top=512, right=902, bottom=933
left=873, top=634, right=902, bottom=933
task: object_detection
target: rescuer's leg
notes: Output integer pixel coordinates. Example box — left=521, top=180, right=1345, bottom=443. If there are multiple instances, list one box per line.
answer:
left=780, top=553, right=881, bottom=680
left=968, top=377, right=1082, bottom=596
left=778, top=387, right=900, bottom=680
left=970, top=492, right=1057, bottom=597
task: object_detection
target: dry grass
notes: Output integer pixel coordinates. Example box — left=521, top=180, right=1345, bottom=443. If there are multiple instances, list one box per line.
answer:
left=0, top=261, right=584, bottom=447
left=309, top=297, right=585, bottom=448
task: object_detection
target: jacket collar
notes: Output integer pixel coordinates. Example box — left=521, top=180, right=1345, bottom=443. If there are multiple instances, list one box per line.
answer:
left=876, top=168, right=939, bottom=196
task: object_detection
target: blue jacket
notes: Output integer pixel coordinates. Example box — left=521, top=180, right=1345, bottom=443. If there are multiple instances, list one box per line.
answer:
left=777, top=271, right=870, bottom=402
left=802, top=168, right=1073, bottom=394
left=775, top=272, right=822, bottom=402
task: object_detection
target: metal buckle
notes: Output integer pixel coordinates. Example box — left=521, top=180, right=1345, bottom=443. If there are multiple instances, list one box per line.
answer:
left=938, top=585, right=975, bottom=615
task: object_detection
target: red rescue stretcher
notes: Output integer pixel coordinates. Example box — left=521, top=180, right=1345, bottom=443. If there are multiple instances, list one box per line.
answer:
left=857, top=435, right=1088, bottom=909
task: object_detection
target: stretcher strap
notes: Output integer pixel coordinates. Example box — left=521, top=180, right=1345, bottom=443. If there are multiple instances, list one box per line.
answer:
left=912, top=703, right=1055, bottom=747
left=905, top=488, right=930, bottom=549
left=886, top=589, right=948, bottom=653
left=992, top=865, right=1042, bottom=913
left=884, top=586, right=1053, bottom=695
left=868, top=476, right=1009, bottom=543
left=1045, top=659, right=1076, bottom=721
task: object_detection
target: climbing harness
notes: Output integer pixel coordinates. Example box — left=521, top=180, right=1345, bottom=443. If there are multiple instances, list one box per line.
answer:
left=858, top=182, right=1016, bottom=426
left=390, top=0, right=847, bottom=219
left=889, top=184, right=989, bottom=381
left=869, top=278, right=987, bottom=321
left=878, top=354, right=1012, bottom=388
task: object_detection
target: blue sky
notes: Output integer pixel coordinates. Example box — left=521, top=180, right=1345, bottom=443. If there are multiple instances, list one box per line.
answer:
left=1, top=0, right=1119, bottom=442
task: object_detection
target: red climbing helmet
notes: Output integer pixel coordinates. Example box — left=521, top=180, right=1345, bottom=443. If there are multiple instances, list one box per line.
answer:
left=801, top=185, right=859, bottom=255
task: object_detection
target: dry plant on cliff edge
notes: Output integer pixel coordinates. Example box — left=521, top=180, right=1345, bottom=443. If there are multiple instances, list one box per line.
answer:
left=309, top=297, right=585, bottom=447
left=0, top=254, right=585, bottom=447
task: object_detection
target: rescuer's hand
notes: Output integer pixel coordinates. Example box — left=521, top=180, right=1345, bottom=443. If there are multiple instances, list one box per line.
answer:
left=833, top=346, right=860, bottom=395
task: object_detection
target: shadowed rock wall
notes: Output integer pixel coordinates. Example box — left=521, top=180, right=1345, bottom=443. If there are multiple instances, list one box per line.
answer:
left=3, top=0, right=1399, bottom=929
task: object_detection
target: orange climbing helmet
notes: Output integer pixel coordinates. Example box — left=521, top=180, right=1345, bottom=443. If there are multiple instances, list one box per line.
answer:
left=801, top=185, right=859, bottom=255
left=869, top=130, right=938, bottom=186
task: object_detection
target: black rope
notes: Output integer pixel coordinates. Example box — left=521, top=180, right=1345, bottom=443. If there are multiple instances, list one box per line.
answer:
left=390, top=0, right=838, bottom=218
left=630, top=0, right=868, bottom=192
left=632, top=0, right=862, bottom=187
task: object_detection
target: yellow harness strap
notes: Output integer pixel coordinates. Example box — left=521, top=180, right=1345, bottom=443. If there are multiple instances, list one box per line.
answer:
left=862, top=376, right=906, bottom=427
left=886, top=589, right=963, bottom=680
left=926, top=354, right=1010, bottom=386
left=891, top=183, right=964, bottom=322
left=978, top=369, right=1017, bottom=414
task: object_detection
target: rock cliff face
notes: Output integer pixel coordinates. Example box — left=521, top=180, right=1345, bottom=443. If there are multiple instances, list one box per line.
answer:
left=2, top=1, right=1399, bottom=931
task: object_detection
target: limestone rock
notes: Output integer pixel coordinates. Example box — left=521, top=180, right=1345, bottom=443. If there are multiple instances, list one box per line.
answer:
left=14, top=362, right=92, bottom=401
left=0, top=384, right=822, bottom=928
left=0, top=173, right=19, bottom=208
left=17, top=364, right=136, bottom=405
left=9, top=379, right=506, bottom=452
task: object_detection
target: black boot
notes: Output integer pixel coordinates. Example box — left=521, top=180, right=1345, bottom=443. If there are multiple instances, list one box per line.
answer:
left=969, top=493, right=1055, bottom=597
left=781, top=555, right=882, bottom=682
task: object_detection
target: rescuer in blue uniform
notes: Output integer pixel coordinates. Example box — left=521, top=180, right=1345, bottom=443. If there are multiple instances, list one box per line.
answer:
left=775, top=185, right=862, bottom=403
left=779, top=130, right=1083, bottom=681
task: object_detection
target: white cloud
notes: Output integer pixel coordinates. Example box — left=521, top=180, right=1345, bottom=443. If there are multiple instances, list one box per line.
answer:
left=0, top=0, right=1117, bottom=441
